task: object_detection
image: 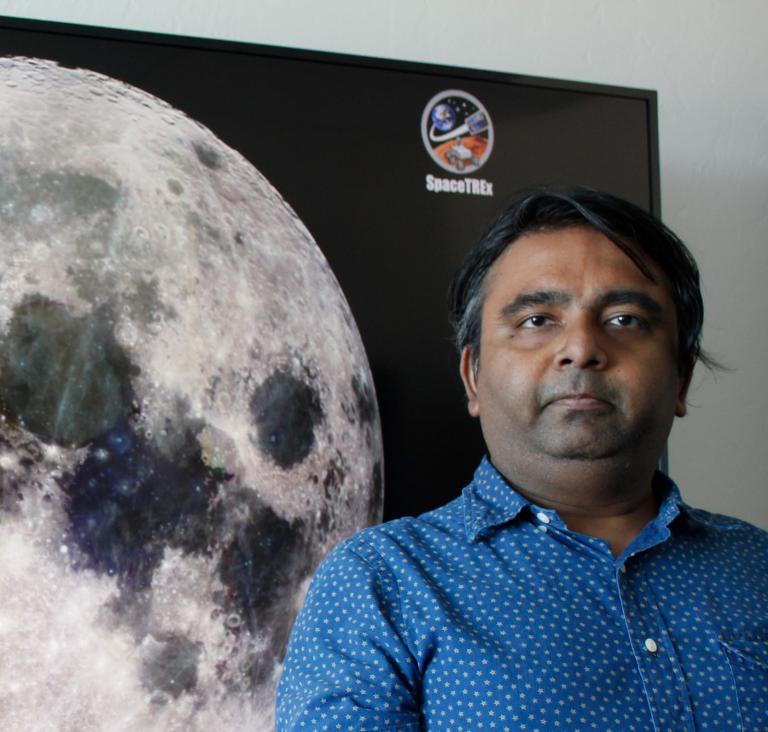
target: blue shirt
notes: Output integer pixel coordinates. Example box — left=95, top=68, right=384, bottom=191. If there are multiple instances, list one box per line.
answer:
left=277, top=458, right=768, bottom=731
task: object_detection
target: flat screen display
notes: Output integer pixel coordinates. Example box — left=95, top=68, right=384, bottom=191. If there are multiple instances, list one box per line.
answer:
left=0, top=16, right=659, bottom=519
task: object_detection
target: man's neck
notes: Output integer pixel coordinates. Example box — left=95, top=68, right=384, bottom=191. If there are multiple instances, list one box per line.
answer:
left=495, top=455, right=660, bottom=558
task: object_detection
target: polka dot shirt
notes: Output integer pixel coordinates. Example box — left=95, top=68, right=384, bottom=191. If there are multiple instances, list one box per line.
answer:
left=277, top=457, right=768, bottom=731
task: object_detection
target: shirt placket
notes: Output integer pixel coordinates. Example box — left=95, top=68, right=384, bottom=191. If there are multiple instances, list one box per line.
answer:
left=616, top=562, right=697, bottom=732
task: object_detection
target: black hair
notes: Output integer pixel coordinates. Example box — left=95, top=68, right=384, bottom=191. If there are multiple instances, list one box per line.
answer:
left=448, top=186, right=713, bottom=376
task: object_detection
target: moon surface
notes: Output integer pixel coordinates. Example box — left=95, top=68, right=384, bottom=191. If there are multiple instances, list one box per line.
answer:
left=0, top=57, right=383, bottom=731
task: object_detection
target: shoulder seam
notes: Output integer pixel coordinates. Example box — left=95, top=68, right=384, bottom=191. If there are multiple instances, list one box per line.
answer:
left=345, top=536, right=417, bottom=662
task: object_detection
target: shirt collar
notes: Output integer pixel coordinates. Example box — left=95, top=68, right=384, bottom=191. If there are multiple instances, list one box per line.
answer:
left=463, top=455, right=715, bottom=542
left=654, top=471, right=684, bottom=525
left=652, top=473, right=740, bottom=530
left=463, top=456, right=531, bottom=541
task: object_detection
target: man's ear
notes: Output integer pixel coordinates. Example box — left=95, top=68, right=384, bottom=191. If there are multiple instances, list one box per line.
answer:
left=675, top=366, right=693, bottom=418
left=459, top=346, right=480, bottom=417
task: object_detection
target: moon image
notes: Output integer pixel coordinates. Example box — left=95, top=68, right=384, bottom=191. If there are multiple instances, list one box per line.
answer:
left=0, top=57, right=383, bottom=731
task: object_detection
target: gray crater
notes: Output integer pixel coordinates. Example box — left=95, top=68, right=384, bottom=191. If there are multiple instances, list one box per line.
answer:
left=0, top=295, right=137, bottom=446
left=250, top=368, right=324, bottom=469
left=141, top=633, right=202, bottom=699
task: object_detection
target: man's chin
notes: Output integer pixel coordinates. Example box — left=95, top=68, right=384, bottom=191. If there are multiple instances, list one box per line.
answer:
left=537, top=428, right=628, bottom=461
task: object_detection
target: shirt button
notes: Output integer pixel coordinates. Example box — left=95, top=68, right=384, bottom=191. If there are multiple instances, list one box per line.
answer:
left=537, top=524, right=548, bottom=533
left=535, top=511, right=551, bottom=524
left=644, top=638, right=658, bottom=653
left=620, top=565, right=627, bottom=574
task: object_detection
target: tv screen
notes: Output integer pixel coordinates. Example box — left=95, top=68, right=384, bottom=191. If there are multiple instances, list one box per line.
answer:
left=0, top=17, right=659, bottom=519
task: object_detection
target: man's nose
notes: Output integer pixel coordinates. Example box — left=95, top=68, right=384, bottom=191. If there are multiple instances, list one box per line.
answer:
left=553, top=318, right=608, bottom=370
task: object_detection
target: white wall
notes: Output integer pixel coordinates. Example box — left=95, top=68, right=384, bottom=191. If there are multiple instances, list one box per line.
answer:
left=1, top=0, right=766, bottom=527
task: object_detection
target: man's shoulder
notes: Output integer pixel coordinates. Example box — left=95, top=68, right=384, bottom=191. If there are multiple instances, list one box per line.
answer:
left=682, top=503, right=768, bottom=543
left=325, top=494, right=468, bottom=572
left=353, top=493, right=466, bottom=545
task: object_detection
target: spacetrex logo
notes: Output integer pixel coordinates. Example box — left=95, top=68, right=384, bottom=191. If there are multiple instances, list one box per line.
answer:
left=421, top=89, right=494, bottom=196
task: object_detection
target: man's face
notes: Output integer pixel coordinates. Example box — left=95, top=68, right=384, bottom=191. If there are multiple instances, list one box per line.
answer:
left=460, top=226, right=689, bottom=474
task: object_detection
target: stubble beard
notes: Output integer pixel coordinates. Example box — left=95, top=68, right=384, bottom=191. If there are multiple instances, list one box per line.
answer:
left=531, top=406, right=632, bottom=461
left=531, top=376, right=634, bottom=461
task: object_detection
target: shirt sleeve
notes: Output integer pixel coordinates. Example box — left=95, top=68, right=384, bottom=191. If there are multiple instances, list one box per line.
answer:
left=276, top=536, right=422, bottom=731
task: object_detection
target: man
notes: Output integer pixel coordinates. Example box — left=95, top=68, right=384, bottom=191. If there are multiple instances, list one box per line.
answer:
left=276, top=188, right=768, bottom=731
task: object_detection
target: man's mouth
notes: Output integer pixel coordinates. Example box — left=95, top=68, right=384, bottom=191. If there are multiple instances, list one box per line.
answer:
left=547, top=393, right=611, bottom=410
left=540, top=383, right=617, bottom=411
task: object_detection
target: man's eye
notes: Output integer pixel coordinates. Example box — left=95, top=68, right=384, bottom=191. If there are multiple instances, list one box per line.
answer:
left=519, top=315, right=552, bottom=328
left=607, top=314, right=644, bottom=328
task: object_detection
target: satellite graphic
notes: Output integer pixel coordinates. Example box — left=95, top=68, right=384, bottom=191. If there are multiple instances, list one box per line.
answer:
left=421, top=89, right=494, bottom=174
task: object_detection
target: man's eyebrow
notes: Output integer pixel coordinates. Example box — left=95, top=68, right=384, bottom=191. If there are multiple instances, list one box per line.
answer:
left=498, top=289, right=665, bottom=320
left=499, top=291, right=572, bottom=318
left=594, top=289, right=664, bottom=316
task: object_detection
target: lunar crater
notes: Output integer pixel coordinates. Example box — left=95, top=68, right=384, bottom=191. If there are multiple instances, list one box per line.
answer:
left=192, top=141, right=222, bottom=171
left=249, top=366, right=325, bottom=470
left=140, top=633, right=203, bottom=699
left=0, top=295, right=137, bottom=447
